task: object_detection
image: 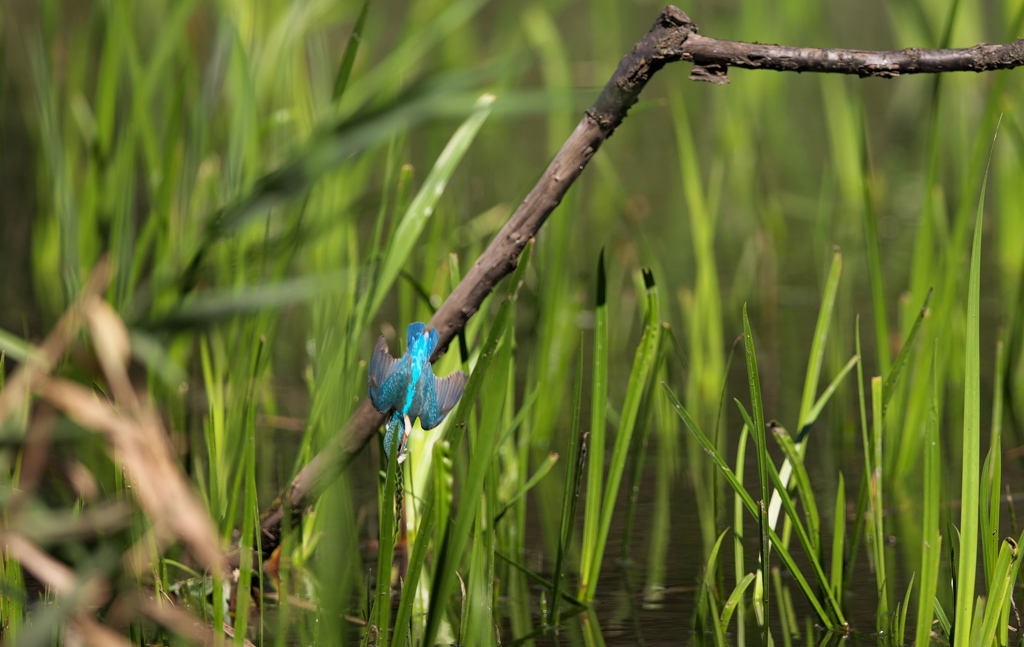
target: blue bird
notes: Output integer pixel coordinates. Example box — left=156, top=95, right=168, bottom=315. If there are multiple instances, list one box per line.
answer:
left=368, top=322, right=468, bottom=461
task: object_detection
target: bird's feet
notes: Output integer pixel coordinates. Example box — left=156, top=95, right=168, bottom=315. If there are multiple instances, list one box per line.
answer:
left=397, top=414, right=412, bottom=464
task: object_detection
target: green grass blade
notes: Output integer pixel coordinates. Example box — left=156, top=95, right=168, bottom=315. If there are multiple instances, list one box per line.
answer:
left=579, top=250, right=608, bottom=600
left=915, top=344, right=943, bottom=646
left=720, top=573, right=755, bottom=635
left=862, top=183, right=891, bottom=378
left=0, top=329, right=36, bottom=364
left=896, top=573, right=914, bottom=642
left=981, top=335, right=1007, bottom=581
left=552, top=342, right=586, bottom=628
left=582, top=269, right=661, bottom=603
left=644, top=354, right=679, bottom=603
left=582, top=607, right=608, bottom=647
left=370, top=93, right=495, bottom=315
left=663, top=387, right=756, bottom=516
left=935, top=597, right=952, bottom=638
left=881, top=288, right=933, bottom=408
left=697, top=528, right=730, bottom=646
left=339, top=0, right=490, bottom=110
left=463, top=484, right=497, bottom=644
left=847, top=318, right=871, bottom=599
left=92, top=3, right=123, bottom=158
left=952, top=140, right=989, bottom=647
left=771, top=566, right=797, bottom=645
left=434, top=440, right=454, bottom=563
left=494, top=549, right=585, bottom=608
left=29, top=36, right=80, bottom=308
left=621, top=344, right=661, bottom=563
left=916, top=532, right=944, bottom=647
left=798, top=248, right=842, bottom=427
left=232, top=347, right=264, bottom=645
left=967, top=586, right=987, bottom=644
left=732, top=424, right=749, bottom=644
left=999, top=548, right=1017, bottom=647
left=370, top=419, right=403, bottom=647
left=804, top=355, right=859, bottom=427
left=123, top=8, right=165, bottom=179
left=493, top=452, right=557, bottom=524
left=869, top=376, right=888, bottom=630
left=390, top=482, right=437, bottom=647
left=830, top=473, right=845, bottom=600
left=768, top=422, right=820, bottom=556
left=975, top=536, right=1021, bottom=647
left=332, top=0, right=373, bottom=103
left=736, top=402, right=843, bottom=628
left=766, top=539, right=830, bottom=631
left=742, top=304, right=772, bottom=641
left=148, top=274, right=344, bottom=330
left=521, top=4, right=574, bottom=154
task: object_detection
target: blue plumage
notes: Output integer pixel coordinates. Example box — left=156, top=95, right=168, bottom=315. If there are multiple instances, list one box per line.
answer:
left=368, top=322, right=468, bottom=460
left=381, top=411, right=407, bottom=460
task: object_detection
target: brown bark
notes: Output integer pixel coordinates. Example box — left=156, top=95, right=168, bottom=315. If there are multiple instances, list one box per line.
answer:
left=683, top=34, right=1024, bottom=84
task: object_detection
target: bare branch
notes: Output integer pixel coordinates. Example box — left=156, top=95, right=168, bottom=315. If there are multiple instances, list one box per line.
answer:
left=255, top=5, right=1024, bottom=555
left=683, top=34, right=1024, bottom=84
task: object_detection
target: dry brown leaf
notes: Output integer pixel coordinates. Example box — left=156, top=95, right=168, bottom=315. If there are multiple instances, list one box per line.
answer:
left=0, top=258, right=111, bottom=425
left=1, top=534, right=144, bottom=647
left=2, top=532, right=79, bottom=594
left=65, top=459, right=101, bottom=501
left=38, top=377, right=225, bottom=574
left=139, top=594, right=218, bottom=647
left=221, top=621, right=259, bottom=646
left=1, top=533, right=110, bottom=603
left=84, top=297, right=136, bottom=408
left=72, top=617, right=137, bottom=647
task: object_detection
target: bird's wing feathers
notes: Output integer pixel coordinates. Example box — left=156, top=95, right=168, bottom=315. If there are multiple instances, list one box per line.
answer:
left=414, top=369, right=468, bottom=430
left=368, top=336, right=408, bottom=413
left=404, top=323, right=439, bottom=365
left=405, top=322, right=427, bottom=349
left=432, top=370, right=468, bottom=423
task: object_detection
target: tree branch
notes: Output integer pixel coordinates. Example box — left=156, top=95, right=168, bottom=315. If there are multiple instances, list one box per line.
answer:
left=683, top=34, right=1024, bottom=84
left=255, top=5, right=1024, bottom=555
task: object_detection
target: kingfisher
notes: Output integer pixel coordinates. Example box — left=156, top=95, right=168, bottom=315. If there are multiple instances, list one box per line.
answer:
left=368, top=322, right=468, bottom=462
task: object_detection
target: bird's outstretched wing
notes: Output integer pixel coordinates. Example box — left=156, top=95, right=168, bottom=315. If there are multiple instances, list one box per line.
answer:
left=368, top=336, right=408, bottom=413
left=414, top=369, right=468, bottom=430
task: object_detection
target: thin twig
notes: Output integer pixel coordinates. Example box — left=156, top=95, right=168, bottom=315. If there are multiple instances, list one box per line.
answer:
left=682, top=34, right=1024, bottom=84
